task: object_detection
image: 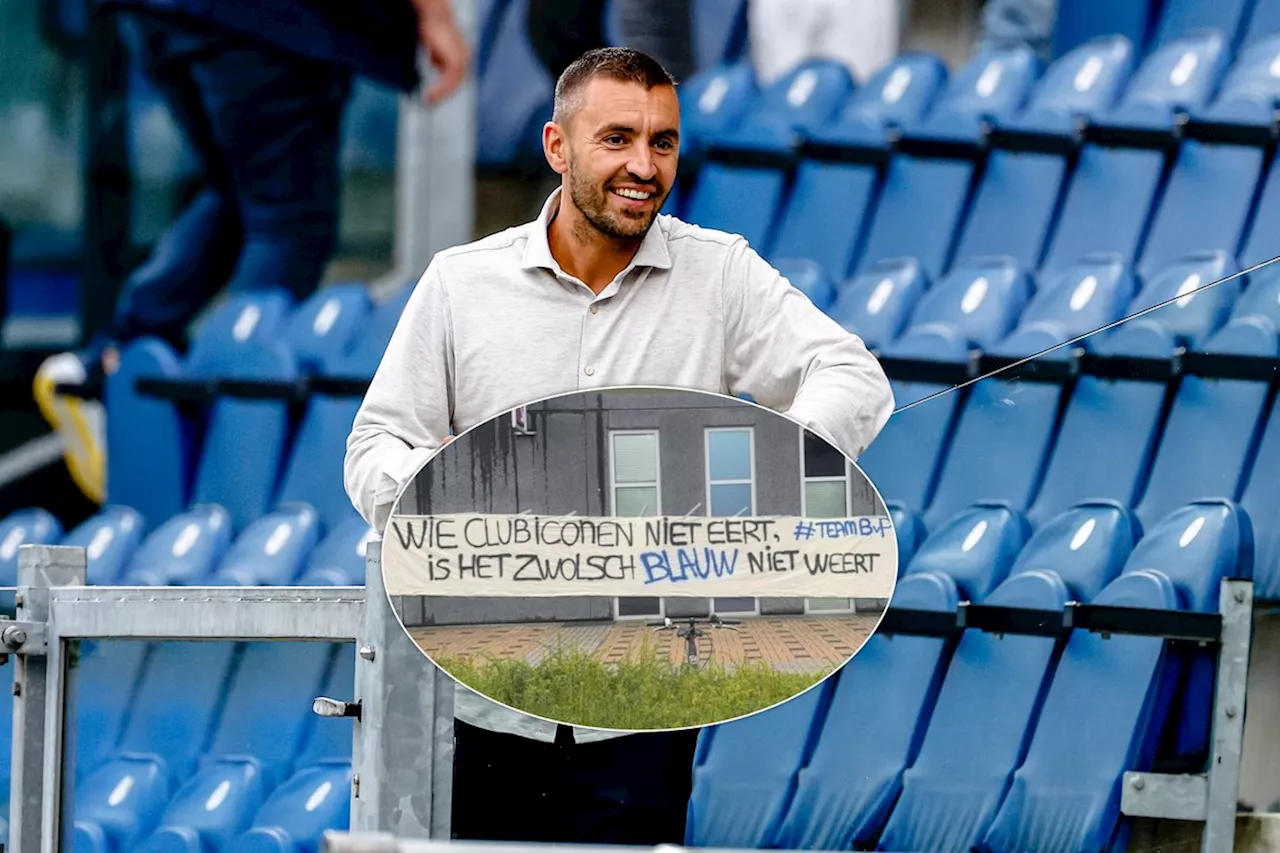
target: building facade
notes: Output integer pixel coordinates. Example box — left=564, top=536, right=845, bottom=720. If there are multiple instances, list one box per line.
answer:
left=392, top=388, right=889, bottom=628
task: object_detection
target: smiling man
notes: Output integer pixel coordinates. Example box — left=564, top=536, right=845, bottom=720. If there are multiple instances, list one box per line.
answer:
left=344, top=47, right=894, bottom=844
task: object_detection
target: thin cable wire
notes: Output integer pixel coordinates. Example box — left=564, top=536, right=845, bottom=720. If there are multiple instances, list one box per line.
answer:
left=891, top=251, right=1280, bottom=414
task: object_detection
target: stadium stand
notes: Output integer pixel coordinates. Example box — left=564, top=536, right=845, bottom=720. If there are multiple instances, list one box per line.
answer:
left=3, top=0, right=1280, bottom=848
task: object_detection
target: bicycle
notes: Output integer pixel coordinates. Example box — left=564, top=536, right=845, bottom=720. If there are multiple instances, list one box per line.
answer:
left=647, top=614, right=742, bottom=666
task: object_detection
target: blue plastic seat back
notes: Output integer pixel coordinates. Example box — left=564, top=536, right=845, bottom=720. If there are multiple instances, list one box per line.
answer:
left=1244, top=0, right=1280, bottom=47
left=678, top=62, right=758, bottom=161
left=1024, top=326, right=1171, bottom=528
left=773, top=258, right=836, bottom=312
left=115, top=641, right=240, bottom=781
left=921, top=377, right=1063, bottom=531
left=692, top=0, right=749, bottom=69
left=977, top=569, right=1180, bottom=853
left=189, top=339, right=301, bottom=532
left=133, top=507, right=219, bottom=585
left=210, top=505, right=322, bottom=587
left=63, top=506, right=146, bottom=585
left=1125, top=499, right=1253, bottom=613
left=685, top=678, right=836, bottom=847
left=1240, top=157, right=1280, bottom=270
left=1196, top=34, right=1280, bottom=125
left=682, top=163, right=788, bottom=256
left=828, top=258, right=927, bottom=351
left=1050, top=0, right=1161, bottom=61
left=773, top=573, right=959, bottom=850
left=474, top=0, right=552, bottom=170
left=234, top=763, right=352, bottom=853
left=1233, top=263, right=1280, bottom=328
left=133, top=759, right=271, bottom=853
left=901, top=257, right=1033, bottom=352
left=878, top=571, right=1070, bottom=853
left=1240, top=395, right=1280, bottom=598
left=73, top=755, right=174, bottom=853
left=297, top=517, right=375, bottom=587
left=296, top=644, right=356, bottom=765
left=998, top=255, right=1135, bottom=355
left=887, top=500, right=927, bottom=569
left=119, top=505, right=234, bottom=586
left=1149, top=0, right=1253, bottom=54
left=203, top=641, right=336, bottom=786
left=743, top=58, right=856, bottom=139
left=1138, top=141, right=1264, bottom=282
left=1102, top=31, right=1229, bottom=129
left=183, top=292, right=294, bottom=379
left=1122, top=252, right=1239, bottom=349
left=0, top=508, right=62, bottom=589
left=1133, top=317, right=1276, bottom=533
left=74, top=640, right=151, bottom=783
left=904, top=502, right=1031, bottom=602
left=907, top=46, right=1041, bottom=142
left=766, top=158, right=880, bottom=281
left=1007, top=501, right=1141, bottom=601
left=836, top=53, right=950, bottom=136
left=1010, top=36, right=1136, bottom=134
left=280, top=283, right=373, bottom=375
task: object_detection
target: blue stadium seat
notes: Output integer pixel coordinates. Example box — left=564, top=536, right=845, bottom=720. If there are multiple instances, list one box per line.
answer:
left=295, top=517, right=376, bottom=586
left=295, top=643, right=356, bottom=766
left=774, top=258, right=836, bottom=312
left=677, top=62, right=759, bottom=164
left=73, top=640, right=151, bottom=784
left=895, top=257, right=1033, bottom=356
left=855, top=47, right=1041, bottom=281
left=130, top=760, right=271, bottom=853
left=1115, top=251, right=1240, bottom=350
left=827, top=257, right=928, bottom=351
left=692, top=0, right=748, bottom=69
left=209, top=506, right=322, bottom=587
left=118, top=505, right=234, bottom=586
left=1239, top=391, right=1280, bottom=599
left=685, top=679, right=836, bottom=847
left=233, top=763, right=352, bottom=853
left=1022, top=323, right=1172, bottom=529
left=1148, top=0, right=1254, bottom=54
left=886, top=500, right=926, bottom=570
left=0, top=507, right=62, bottom=611
left=475, top=0, right=553, bottom=171
left=1038, top=32, right=1229, bottom=279
left=768, top=54, right=948, bottom=280
left=1243, top=0, right=1280, bottom=46
left=73, top=755, right=173, bottom=853
left=949, top=38, right=1134, bottom=275
left=1131, top=316, right=1276, bottom=533
left=1234, top=264, right=1280, bottom=329
left=1050, top=0, right=1161, bottom=60
left=874, top=504, right=1138, bottom=852
left=107, top=291, right=294, bottom=529
left=978, top=499, right=1251, bottom=853
left=683, top=59, right=855, bottom=251
left=280, top=283, right=372, bottom=374
left=62, top=505, right=146, bottom=585
left=768, top=505, right=1030, bottom=850
left=990, top=254, right=1136, bottom=356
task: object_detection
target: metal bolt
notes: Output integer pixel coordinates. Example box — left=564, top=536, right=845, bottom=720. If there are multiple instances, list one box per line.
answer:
left=359, top=645, right=375, bottom=661
left=1133, top=778, right=1145, bottom=790
left=1226, top=706, right=1238, bottom=719
left=2, top=627, right=27, bottom=650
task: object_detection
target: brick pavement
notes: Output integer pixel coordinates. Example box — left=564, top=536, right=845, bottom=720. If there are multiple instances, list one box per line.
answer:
left=408, top=613, right=882, bottom=674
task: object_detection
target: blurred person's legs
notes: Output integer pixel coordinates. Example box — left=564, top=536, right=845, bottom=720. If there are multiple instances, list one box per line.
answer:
left=748, top=0, right=901, bottom=85
left=525, top=0, right=694, bottom=83
left=35, top=11, right=352, bottom=505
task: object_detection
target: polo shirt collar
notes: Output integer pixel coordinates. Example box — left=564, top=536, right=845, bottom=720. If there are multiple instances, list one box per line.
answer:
left=520, top=187, right=673, bottom=274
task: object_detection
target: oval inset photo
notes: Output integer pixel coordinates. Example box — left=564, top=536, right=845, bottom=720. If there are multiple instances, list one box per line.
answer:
left=381, top=386, right=899, bottom=732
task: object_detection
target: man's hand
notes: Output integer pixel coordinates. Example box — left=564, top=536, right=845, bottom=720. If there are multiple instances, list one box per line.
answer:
left=413, top=0, right=470, bottom=105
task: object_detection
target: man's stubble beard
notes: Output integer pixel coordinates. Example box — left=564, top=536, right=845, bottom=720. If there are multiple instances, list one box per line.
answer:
left=566, top=157, right=663, bottom=242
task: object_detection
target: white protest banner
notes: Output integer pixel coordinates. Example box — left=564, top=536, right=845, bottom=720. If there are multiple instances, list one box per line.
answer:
left=381, top=513, right=898, bottom=598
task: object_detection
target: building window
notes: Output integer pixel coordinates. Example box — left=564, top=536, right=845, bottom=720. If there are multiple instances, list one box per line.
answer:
left=609, top=430, right=663, bottom=619
left=705, top=428, right=758, bottom=615
left=800, top=429, right=854, bottom=614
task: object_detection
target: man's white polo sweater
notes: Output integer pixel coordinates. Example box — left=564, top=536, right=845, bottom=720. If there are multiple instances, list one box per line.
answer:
left=344, top=188, right=895, bottom=743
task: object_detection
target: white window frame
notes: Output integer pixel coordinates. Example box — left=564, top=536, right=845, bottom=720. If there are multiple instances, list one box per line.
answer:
left=704, top=427, right=760, bottom=617
left=607, top=429, right=665, bottom=620
left=798, top=427, right=855, bottom=615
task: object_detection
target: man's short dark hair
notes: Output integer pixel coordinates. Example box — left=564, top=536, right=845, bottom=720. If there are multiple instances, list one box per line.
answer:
left=553, top=47, right=677, bottom=124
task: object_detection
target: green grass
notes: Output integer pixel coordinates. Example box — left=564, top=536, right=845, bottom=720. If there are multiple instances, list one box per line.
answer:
left=431, top=635, right=832, bottom=730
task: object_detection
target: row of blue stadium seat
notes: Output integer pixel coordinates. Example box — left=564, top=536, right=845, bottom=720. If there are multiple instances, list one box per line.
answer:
left=688, top=496, right=1250, bottom=852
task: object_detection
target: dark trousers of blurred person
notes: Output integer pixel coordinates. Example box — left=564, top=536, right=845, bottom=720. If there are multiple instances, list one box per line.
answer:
left=451, top=719, right=702, bottom=844
left=526, top=0, right=696, bottom=82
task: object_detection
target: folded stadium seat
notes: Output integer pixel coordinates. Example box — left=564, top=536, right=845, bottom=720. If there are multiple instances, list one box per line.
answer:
left=72, top=641, right=239, bottom=853
left=774, top=258, right=837, bottom=312
left=895, top=255, right=1034, bottom=355
left=977, top=499, right=1252, bottom=853
left=684, top=677, right=838, bottom=847
left=1106, top=250, right=1241, bottom=351
left=682, top=58, right=855, bottom=250
left=107, top=290, right=294, bottom=531
left=128, top=641, right=338, bottom=853
left=767, top=53, right=949, bottom=281
left=279, top=283, right=373, bottom=375
left=766, top=503, right=1031, bottom=850
left=827, top=257, right=929, bottom=351
left=0, top=507, right=62, bottom=612
left=947, top=37, right=1135, bottom=279
left=70, top=639, right=152, bottom=785
left=117, top=505, right=234, bottom=587
left=61, top=505, right=146, bottom=584
left=1036, top=32, right=1229, bottom=282
left=1146, top=0, right=1255, bottom=55
left=886, top=500, right=926, bottom=570
left=676, top=61, right=759, bottom=167
left=474, top=0, right=553, bottom=173
left=294, top=516, right=377, bottom=586
left=1242, top=0, right=1280, bottom=46
left=854, top=46, right=1041, bottom=282
left=1049, top=0, right=1162, bottom=59
left=232, top=643, right=356, bottom=852
left=206, top=505, right=323, bottom=587
left=271, top=287, right=415, bottom=534
left=1133, top=40, right=1280, bottom=282
left=1130, top=315, right=1275, bottom=534
left=990, top=254, right=1138, bottom=355
left=874, top=502, right=1140, bottom=853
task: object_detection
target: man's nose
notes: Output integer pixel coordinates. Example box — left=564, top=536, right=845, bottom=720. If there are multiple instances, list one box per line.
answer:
left=627, top=144, right=657, bottom=180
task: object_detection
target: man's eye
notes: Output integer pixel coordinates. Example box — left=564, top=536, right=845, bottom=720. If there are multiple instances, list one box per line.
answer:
left=605, top=135, right=625, bottom=145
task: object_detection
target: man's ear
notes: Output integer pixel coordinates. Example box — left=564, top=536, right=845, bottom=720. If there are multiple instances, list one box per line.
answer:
left=543, top=120, right=569, bottom=175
